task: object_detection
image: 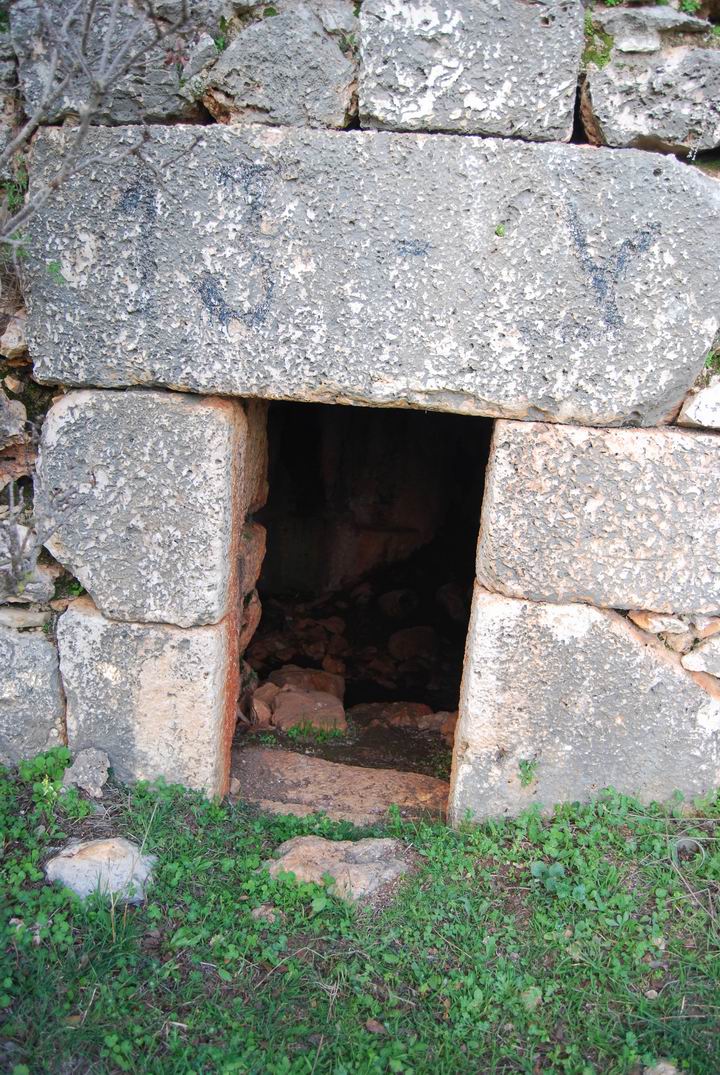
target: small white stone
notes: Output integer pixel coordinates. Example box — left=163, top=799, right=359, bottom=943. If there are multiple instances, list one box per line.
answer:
left=628, top=611, right=688, bottom=635
left=44, top=837, right=155, bottom=904
left=682, top=637, right=720, bottom=677
left=62, top=748, right=110, bottom=798
left=677, top=377, right=720, bottom=431
left=264, top=835, right=410, bottom=902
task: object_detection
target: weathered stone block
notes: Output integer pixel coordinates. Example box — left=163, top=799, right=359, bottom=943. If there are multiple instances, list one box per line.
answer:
left=200, top=6, right=356, bottom=128
left=10, top=0, right=225, bottom=125
left=35, top=389, right=253, bottom=627
left=476, top=421, right=720, bottom=614
left=57, top=597, right=239, bottom=796
left=449, top=588, right=720, bottom=822
left=359, top=0, right=583, bottom=140
left=26, top=125, right=720, bottom=427
left=583, top=9, right=720, bottom=154
left=0, top=626, right=65, bottom=766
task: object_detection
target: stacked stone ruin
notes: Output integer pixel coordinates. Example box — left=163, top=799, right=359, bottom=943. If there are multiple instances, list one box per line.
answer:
left=1, top=0, right=720, bottom=819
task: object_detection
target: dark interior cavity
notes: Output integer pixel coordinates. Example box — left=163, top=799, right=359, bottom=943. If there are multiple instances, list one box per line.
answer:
left=244, top=402, right=491, bottom=725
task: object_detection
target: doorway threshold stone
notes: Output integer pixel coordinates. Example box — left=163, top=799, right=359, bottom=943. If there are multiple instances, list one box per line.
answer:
left=231, top=747, right=448, bottom=826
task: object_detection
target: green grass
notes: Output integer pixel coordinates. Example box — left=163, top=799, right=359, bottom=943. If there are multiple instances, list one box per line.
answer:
left=2, top=749, right=720, bottom=1074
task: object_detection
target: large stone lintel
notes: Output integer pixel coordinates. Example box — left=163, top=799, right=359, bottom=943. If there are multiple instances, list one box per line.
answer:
left=449, top=587, right=720, bottom=822
left=26, top=124, right=720, bottom=427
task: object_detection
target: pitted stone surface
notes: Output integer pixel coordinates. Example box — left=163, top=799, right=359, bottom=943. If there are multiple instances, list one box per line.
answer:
left=476, top=422, right=720, bottom=615
left=35, top=390, right=248, bottom=627
left=583, top=10, right=720, bottom=154
left=26, top=125, right=720, bottom=427
left=359, top=0, right=583, bottom=140
left=45, top=837, right=155, bottom=904
left=57, top=597, right=238, bottom=796
left=9, top=0, right=227, bottom=125
left=0, top=626, right=65, bottom=766
left=449, top=588, right=720, bottom=822
left=200, top=6, right=356, bottom=128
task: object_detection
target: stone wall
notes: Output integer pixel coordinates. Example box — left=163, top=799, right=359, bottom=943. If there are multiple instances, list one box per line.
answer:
left=1, top=0, right=719, bottom=813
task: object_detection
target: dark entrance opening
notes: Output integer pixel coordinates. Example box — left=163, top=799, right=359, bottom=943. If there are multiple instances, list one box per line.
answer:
left=232, top=402, right=492, bottom=821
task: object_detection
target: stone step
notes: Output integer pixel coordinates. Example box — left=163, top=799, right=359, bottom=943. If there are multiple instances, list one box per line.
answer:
left=231, top=746, right=449, bottom=826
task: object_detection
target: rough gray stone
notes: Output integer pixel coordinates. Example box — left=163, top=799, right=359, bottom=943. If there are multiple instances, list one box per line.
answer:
left=26, top=125, right=720, bottom=427
left=0, top=523, right=56, bottom=604
left=57, top=596, right=238, bottom=796
left=682, top=637, right=720, bottom=677
left=9, top=0, right=229, bottom=124
left=199, top=6, right=356, bottom=128
left=0, top=625, right=65, bottom=766
left=264, top=835, right=410, bottom=902
left=476, top=421, right=720, bottom=615
left=0, top=387, right=25, bottom=447
left=592, top=7, right=710, bottom=54
left=359, top=0, right=584, bottom=139
left=583, top=11, right=720, bottom=154
left=62, top=747, right=110, bottom=798
left=35, top=389, right=251, bottom=627
left=44, top=837, right=155, bottom=903
left=449, top=588, right=720, bottom=822
left=0, top=606, right=50, bottom=629
left=677, top=375, right=720, bottom=429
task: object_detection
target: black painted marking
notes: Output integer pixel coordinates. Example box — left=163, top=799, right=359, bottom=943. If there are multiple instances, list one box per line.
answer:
left=565, top=202, right=661, bottom=329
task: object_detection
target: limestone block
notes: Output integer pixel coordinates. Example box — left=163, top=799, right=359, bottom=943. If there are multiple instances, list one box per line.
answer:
left=57, top=597, right=239, bottom=796
left=0, top=625, right=65, bottom=766
left=9, top=0, right=228, bottom=125
left=238, top=522, right=267, bottom=595
left=35, top=389, right=251, bottom=627
left=677, top=375, right=720, bottom=429
left=359, top=0, right=583, bottom=140
left=200, top=6, right=356, bottom=128
left=476, top=422, right=720, bottom=615
left=0, top=388, right=25, bottom=447
left=26, top=125, right=720, bottom=427
left=449, top=588, right=720, bottom=822
left=583, top=9, right=720, bottom=154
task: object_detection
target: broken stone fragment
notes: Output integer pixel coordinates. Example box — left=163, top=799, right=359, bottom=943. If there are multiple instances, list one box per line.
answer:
left=583, top=8, right=720, bottom=154
left=44, top=838, right=155, bottom=904
left=0, top=387, right=25, bottom=448
left=201, top=6, right=356, bottom=128
left=682, top=637, right=720, bottom=677
left=450, top=587, right=720, bottom=822
left=263, top=835, right=410, bottom=903
left=677, top=375, right=720, bottom=430
left=476, top=422, right=720, bottom=615
left=57, top=596, right=239, bottom=797
left=359, top=0, right=584, bottom=141
left=689, top=615, right=720, bottom=641
left=628, top=611, right=689, bottom=635
left=233, top=747, right=449, bottom=825
left=0, top=624, right=65, bottom=766
left=268, top=665, right=345, bottom=701
left=238, top=590, right=262, bottom=652
left=0, top=309, right=28, bottom=360
left=62, top=748, right=110, bottom=799
left=348, top=701, right=433, bottom=727
left=238, top=523, right=267, bottom=596
left=35, top=389, right=251, bottom=628
left=660, top=630, right=695, bottom=655
left=388, top=626, right=437, bottom=662
left=26, top=125, right=720, bottom=428
left=271, top=689, right=347, bottom=732
left=0, top=606, right=50, bottom=629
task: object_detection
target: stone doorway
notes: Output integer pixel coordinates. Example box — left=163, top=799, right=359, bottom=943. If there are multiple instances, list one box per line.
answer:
left=231, top=402, right=492, bottom=824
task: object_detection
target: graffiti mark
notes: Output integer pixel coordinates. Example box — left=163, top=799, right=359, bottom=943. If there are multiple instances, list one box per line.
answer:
left=196, top=160, right=279, bottom=331
left=395, top=238, right=431, bottom=257
left=565, top=202, right=661, bottom=329
left=119, top=178, right=158, bottom=316
left=197, top=259, right=275, bottom=330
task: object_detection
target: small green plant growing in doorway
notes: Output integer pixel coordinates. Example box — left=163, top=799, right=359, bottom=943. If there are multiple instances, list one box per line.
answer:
left=518, top=758, right=538, bottom=787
